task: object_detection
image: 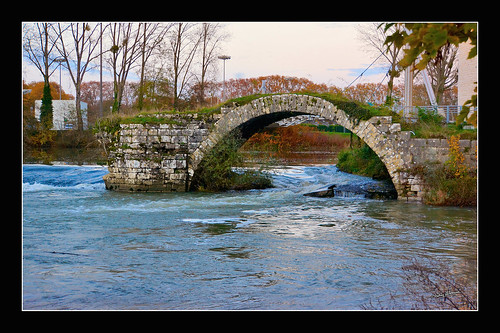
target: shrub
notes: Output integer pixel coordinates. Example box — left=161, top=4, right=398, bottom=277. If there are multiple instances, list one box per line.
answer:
left=336, top=143, right=391, bottom=180
left=422, top=164, right=477, bottom=207
left=417, top=107, right=444, bottom=125
left=362, top=257, right=477, bottom=310
left=192, top=130, right=273, bottom=192
left=409, top=135, right=477, bottom=207
left=400, top=257, right=477, bottom=310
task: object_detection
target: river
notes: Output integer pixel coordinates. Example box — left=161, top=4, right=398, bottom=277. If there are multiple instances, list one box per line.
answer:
left=22, top=164, right=477, bottom=310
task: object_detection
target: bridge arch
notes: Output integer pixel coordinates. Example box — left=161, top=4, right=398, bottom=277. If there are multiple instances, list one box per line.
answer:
left=189, top=94, right=406, bottom=194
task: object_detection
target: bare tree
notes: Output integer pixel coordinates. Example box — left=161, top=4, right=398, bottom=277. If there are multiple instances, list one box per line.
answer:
left=23, top=23, right=60, bottom=129
left=23, top=23, right=59, bottom=85
left=107, top=23, right=143, bottom=113
left=400, top=257, right=477, bottom=310
left=195, top=23, right=227, bottom=106
left=166, top=23, right=201, bottom=110
left=426, top=43, right=458, bottom=105
left=136, top=23, right=173, bottom=110
left=52, top=23, right=103, bottom=131
left=357, top=23, right=404, bottom=104
left=361, top=257, right=477, bottom=310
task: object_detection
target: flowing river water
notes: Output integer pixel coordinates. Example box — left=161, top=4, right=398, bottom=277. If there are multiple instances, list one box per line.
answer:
left=22, top=164, right=477, bottom=310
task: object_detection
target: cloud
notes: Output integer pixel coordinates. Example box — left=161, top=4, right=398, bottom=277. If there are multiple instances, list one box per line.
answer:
left=234, top=72, right=246, bottom=79
left=328, top=64, right=387, bottom=77
left=326, top=64, right=388, bottom=86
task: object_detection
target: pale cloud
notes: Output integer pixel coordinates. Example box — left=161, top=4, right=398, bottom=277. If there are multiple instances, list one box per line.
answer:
left=219, top=22, right=383, bottom=87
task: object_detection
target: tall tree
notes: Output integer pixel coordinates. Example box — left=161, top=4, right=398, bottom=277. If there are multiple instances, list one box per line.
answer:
left=426, top=43, right=458, bottom=104
left=383, top=23, right=476, bottom=72
left=107, top=23, right=143, bottom=113
left=52, top=23, right=104, bottom=131
left=195, top=23, right=227, bottom=106
left=357, top=23, right=403, bottom=105
left=135, top=23, right=173, bottom=111
left=383, top=22, right=477, bottom=122
left=167, top=23, right=201, bottom=110
left=23, top=23, right=59, bottom=129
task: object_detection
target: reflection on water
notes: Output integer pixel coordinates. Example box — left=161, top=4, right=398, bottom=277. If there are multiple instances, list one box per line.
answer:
left=22, top=164, right=477, bottom=310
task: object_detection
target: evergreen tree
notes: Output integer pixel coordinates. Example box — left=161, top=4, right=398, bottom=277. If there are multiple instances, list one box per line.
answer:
left=39, top=83, right=53, bottom=130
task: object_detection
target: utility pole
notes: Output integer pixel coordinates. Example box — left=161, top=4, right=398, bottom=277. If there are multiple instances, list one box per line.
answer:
left=403, top=65, right=413, bottom=118
left=54, top=58, right=65, bottom=100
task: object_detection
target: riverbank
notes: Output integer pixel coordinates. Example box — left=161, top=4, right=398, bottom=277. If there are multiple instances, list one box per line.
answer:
left=23, top=129, right=107, bottom=165
left=23, top=125, right=476, bottom=207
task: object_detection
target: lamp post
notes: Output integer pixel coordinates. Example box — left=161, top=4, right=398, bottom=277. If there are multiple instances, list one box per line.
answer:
left=54, top=58, right=65, bottom=100
left=218, top=55, right=231, bottom=101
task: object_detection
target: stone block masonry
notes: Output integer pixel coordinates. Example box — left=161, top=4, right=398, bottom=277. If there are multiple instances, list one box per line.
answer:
left=397, top=137, right=477, bottom=201
left=101, top=114, right=215, bottom=192
left=97, top=94, right=477, bottom=203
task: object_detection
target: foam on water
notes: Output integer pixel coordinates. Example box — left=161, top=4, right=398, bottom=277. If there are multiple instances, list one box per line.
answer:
left=23, top=164, right=108, bottom=192
left=182, top=217, right=256, bottom=228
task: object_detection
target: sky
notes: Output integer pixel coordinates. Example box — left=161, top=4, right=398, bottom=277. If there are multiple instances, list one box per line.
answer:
left=218, top=22, right=388, bottom=87
left=22, top=22, right=391, bottom=95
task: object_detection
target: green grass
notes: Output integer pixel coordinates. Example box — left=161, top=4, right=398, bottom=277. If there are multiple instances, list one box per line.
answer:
left=190, top=130, right=273, bottom=192
left=336, top=143, right=391, bottom=180
left=94, top=93, right=476, bottom=141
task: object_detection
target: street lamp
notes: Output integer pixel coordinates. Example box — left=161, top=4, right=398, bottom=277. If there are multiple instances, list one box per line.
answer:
left=218, top=55, right=231, bottom=101
left=54, top=58, right=65, bottom=100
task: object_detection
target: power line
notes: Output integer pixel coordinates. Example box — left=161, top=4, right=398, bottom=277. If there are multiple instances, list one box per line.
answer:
left=344, top=51, right=385, bottom=90
left=368, top=70, right=389, bottom=104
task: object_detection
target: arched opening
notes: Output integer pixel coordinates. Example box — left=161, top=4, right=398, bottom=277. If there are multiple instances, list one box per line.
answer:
left=235, top=111, right=308, bottom=139
left=189, top=108, right=397, bottom=199
left=188, top=94, right=405, bottom=197
left=189, top=112, right=306, bottom=191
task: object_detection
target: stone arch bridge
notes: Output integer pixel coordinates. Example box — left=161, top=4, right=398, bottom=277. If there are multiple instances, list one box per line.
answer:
left=99, top=94, right=476, bottom=201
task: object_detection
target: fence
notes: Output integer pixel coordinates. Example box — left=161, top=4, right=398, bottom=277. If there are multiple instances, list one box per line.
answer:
left=393, top=105, right=477, bottom=123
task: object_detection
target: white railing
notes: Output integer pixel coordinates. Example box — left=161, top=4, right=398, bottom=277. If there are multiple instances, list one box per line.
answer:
left=393, top=105, right=477, bottom=123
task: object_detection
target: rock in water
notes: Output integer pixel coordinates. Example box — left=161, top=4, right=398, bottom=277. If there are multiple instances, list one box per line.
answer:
left=362, top=181, right=398, bottom=200
left=304, top=181, right=397, bottom=200
left=304, top=184, right=336, bottom=197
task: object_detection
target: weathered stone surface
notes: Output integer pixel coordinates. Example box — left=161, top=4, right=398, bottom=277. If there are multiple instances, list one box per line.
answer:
left=97, top=94, right=477, bottom=202
left=100, top=114, right=216, bottom=192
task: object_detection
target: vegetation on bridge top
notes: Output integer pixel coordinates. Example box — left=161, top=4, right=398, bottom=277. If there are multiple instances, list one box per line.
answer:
left=216, top=92, right=386, bottom=122
left=96, top=92, right=387, bottom=130
left=94, top=92, right=475, bottom=140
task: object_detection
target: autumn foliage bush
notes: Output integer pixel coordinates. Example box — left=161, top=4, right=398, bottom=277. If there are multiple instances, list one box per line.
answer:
left=241, top=124, right=350, bottom=159
left=411, top=135, right=477, bottom=207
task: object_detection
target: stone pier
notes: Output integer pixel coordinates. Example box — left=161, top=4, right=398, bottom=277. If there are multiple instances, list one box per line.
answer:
left=97, top=94, right=477, bottom=201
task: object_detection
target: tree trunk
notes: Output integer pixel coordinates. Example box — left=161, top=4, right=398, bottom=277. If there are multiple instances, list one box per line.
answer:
left=75, top=82, right=83, bottom=132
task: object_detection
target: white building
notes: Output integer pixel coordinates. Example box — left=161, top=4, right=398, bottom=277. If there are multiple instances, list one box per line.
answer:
left=34, top=100, right=88, bottom=130
left=458, top=40, right=477, bottom=106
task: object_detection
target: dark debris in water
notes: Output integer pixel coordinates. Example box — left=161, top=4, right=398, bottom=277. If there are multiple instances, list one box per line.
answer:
left=304, top=181, right=398, bottom=200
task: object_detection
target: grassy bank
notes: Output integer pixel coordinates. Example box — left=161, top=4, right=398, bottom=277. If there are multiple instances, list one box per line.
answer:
left=336, top=142, right=391, bottom=180
left=407, top=135, right=477, bottom=207
left=23, top=129, right=107, bottom=165
left=400, top=107, right=477, bottom=140
left=191, top=130, right=273, bottom=192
